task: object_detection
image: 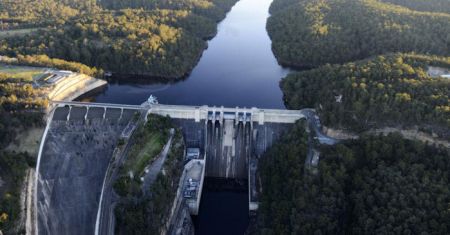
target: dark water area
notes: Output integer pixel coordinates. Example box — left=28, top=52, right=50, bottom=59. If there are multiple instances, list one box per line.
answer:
left=192, top=178, right=249, bottom=235
left=78, top=0, right=289, bottom=109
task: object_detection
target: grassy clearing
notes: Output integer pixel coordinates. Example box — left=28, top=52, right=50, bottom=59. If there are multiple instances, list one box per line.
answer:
left=114, top=115, right=172, bottom=197
left=0, top=64, right=46, bottom=81
left=0, top=28, right=43, bottom=39
left=124, top=115, right=172, bottom=176
left=126, top=132, right=164, bottom=175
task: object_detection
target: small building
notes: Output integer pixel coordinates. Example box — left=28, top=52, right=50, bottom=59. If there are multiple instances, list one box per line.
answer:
left=311, top=150, right=320, bottom=167
left=427, top=66, right=450, bottom=78
left=183, top=160, right=205, bottom=215
left=186, top=148, right=200, bottom=161
left=183, top=178, right=199, bottom=199
left=38, top=69, right=74, bottom=86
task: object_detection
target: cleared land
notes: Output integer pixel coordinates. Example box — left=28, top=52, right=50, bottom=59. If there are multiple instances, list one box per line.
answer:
left=122, top=115, right=171, bottom=177
left=0, top=64, right=46, bottom=81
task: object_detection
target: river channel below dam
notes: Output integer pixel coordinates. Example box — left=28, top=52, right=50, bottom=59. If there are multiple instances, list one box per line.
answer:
left=78, top=0, right=290, bottom=234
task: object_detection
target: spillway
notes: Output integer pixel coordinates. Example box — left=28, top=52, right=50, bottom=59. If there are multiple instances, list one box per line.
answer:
left=35, top=106, right=140, bottom=235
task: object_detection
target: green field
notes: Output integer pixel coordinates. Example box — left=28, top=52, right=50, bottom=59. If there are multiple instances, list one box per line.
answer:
left=125, top=132, right=165, bottom=175
left=0, top=64, right=46, bottom=81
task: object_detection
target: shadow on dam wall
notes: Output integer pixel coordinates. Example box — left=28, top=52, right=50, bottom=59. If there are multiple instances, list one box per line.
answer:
left=171, top=118, right=294, bottom=235
left=171, top=118, right=293, bottom=180
left=36, top=106, right=139, bottom=235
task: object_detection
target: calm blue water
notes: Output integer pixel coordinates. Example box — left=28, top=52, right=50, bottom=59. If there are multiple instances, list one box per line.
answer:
left=80, top=0, right=289, bottom=109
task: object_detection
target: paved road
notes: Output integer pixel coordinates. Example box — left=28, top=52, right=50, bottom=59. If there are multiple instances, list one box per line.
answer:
left=301, top=109, right=338, bottom=145
left=301, top=109, right=338, bottom=170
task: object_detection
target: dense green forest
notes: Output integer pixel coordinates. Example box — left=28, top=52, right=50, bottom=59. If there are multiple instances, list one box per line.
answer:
left=0, top=0, right=237, bottom=78
left=0, top=71, right=44, bottom=234
left=380, top=0, right=450, bottom=13
left=114, top=115, right=185, bottom=234
left=0, top=152, right=34, bottom=234
left=264, top=0, right=450, bottom=234
left=267, top=0, right=450, bottom=68
left=0, top=71, right=46, bottom=148
left=281, top=54, right=450, bottom=136
left=100, top=0, right=238, bottom=22
left=256, top=122, right=450, bottom=234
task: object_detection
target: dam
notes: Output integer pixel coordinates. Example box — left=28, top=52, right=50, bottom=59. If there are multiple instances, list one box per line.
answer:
left=35, top=101, right=306, bottom=234
left=148, top=103, right=304, bottom=179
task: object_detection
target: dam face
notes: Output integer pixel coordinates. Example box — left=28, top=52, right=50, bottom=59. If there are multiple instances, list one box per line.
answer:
left=170, top=110, right=300, bottom=180
left=36, top=106, right=139, bottom=235
left=205, top=118, right=251, bottom=179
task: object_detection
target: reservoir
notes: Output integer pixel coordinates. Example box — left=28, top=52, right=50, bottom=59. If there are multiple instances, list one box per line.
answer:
left=80, top=0, right=289, bottom=109
left=79, top=0, right=287, bottom=234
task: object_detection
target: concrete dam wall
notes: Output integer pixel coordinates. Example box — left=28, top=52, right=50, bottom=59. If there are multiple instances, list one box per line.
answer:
left=151, top=105, right=305, bottom=180
left=170, top=111, right=300, bottom=180
left=36, top=106, right=139, bottom=235
left=35, top=101, right=305, bottom=233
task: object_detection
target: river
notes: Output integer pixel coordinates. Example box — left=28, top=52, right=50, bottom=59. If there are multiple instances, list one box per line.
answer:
left=79, top=0, right=287, bottom=234
left=79, top=0, right=289, bottom=109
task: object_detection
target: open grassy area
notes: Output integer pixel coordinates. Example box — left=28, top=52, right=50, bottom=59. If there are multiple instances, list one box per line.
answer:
left=0, top=28, right=43, bottom=39
left=113, top=115, right=172, bottom=197
left=0, top=64, right=46, bottom=81
left=123, top=115, right=172, bottom=177
left=125, top=132, right=164, bottom=176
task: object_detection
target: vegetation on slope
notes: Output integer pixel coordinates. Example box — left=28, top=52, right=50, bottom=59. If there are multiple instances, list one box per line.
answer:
left=114, top=114, right=172, bottom=197
left=0, top=70, right=46, bottom=146
left=0, top=0, right=237, bottom=79
left=281, top=54, right=450, bottom=136
left=100, top=0, right=238, bottom=22
left=267, top=0, right=450, bottom=68
left=114, top=115, right=185, bottom=234
left=380, top=0, right=450, bottom=14
left=0, top=70, right=44, bottom=234
left=0, top=152, right=34, bottom=234
left=256, top=123, right=450, bottom=234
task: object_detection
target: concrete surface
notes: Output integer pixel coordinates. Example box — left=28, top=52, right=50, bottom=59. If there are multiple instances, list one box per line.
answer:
left=36, top=107, right=138, bottom=235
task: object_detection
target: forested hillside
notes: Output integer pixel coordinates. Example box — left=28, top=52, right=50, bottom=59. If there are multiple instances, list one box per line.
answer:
left=262, top=0, right=450, bottom=234
left=0, top=70, right=45, bottom=234
left=281, top=54, right=450, bottom=136
left=100, top=0, right=238, bottom=21
left=380, top=0, right=450, bottom=13
left=267, top=0, right=450, bottom=68
left=0, top=0, right=237, bottom=78
left=256, top=123, right=450, bottom=234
